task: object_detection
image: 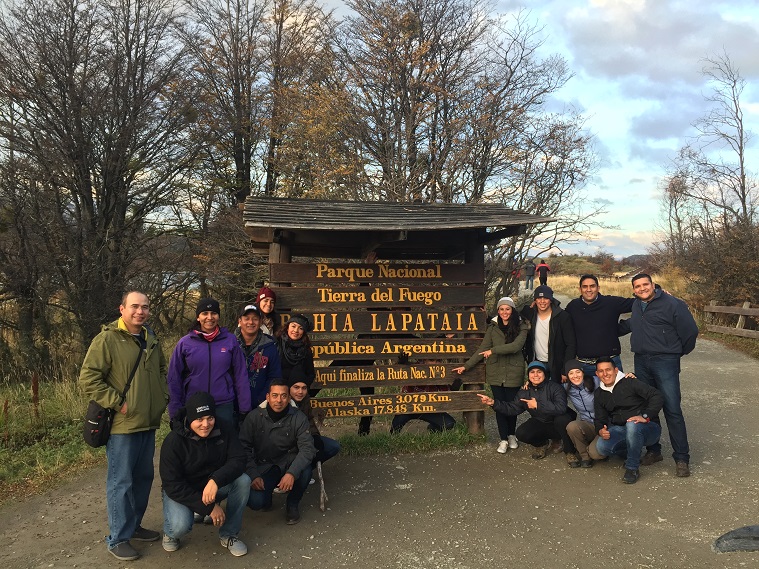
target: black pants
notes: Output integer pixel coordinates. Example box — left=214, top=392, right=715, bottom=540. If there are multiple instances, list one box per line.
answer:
left=491, top=385, right=520, bottom=439
left=390, top=412, right=455, bottom=433
left=515, top=412, right=576, bottom=452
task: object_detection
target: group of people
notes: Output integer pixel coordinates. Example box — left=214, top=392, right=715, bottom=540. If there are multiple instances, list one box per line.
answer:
left=79, top=287, right=338, bottom=561
left=459, top=273, right=698, bottom=487
left=79, top=271, right=698, bottom=562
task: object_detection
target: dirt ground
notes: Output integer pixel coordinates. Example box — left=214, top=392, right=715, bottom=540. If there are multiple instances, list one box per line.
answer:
left=4, top=331, right=759, bottom=568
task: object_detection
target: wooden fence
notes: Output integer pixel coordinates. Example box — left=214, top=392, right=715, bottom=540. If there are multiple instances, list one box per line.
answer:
left=703, top=301, right=759, bottom=339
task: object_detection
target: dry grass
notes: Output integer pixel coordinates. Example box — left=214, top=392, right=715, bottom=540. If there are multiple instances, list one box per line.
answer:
left=546, top=273, right=689, bottom=300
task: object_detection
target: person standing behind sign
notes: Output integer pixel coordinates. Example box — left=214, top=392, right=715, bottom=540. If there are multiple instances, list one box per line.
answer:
left=453, top=297, right=529, bottom=454
left=277, top=314, right=316, bottom=391
left=167, top=298, right=251, bottom=432
left=256, top=286, right=279, bottom=336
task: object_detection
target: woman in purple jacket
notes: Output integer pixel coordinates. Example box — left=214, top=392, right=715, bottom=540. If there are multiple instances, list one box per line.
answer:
left=167, top=298, right=251, bottom=431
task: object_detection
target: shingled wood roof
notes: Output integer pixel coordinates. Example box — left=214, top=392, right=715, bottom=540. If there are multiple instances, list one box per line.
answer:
left=242, top=196, right=554, bottom=260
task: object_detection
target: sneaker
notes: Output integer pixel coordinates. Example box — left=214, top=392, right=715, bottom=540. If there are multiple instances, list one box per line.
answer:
left=622, top=468, right=640, bottom=484
left=109, top=541, right=140, bottom=561
left=220, top=536, right=248, bottom=557
left=549, top=440, right=563, bottom=454
left=565, top=453, right=581, bottom=468
left=132, top=526, right=160, bottom=542
left=194, top=512, right=204, bottom=523
left=496, top=440, right=509, bottom=454
left=507, top=435, right=519, bottom=449
left=309, top=477, right=316, bottom=485
left=675, top=461, right=691, bottom=477
left=273, top=487, right=287, bottom=494
left=286, top=505, right=301, bottom=525
left=580, top=459, right=594, bottom=468
left=640, top=451, right=663, bottom=466
left=162, top=534, right=180, bottom=552
left=531, top=444, right=549, bottom=460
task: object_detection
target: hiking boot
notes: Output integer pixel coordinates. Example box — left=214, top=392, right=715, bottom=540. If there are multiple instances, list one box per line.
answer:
left=565, top=453, right=581, bottom=468
left=220, top=536, right=248, bottom=557
left=531, top=444, right=549, bottom=460
left=549, top=440, right=563, bottom=454
left=109, top=541, right=140, bottom=561
left=496, top=440, right=509, bottom=454
left=622, top=468, right=640, bottom=484
left=286, top=505, right=301, bottom=525
left=640, top=451, right=663, bottom=466
left=132, top=526, right=160, bottom=542
left=162, top=535, right=180, bottom=552
left=508, top=435, right=519, bottom=449
left=580, top=459, right=594, bottom=468
left=675, top=461, right=691, bottom=477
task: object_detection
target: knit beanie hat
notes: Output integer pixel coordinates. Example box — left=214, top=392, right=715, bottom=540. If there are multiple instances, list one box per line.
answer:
left=257, top=286, right=276, bottom=303
left=527, top=361, right=547, bottom=374
left=196, top=297, right=220, bottom=317
left=185, top=391, right=216, bottom=423
left=564, top=359, right=583, bottom=375
left=533, top=286, right=554, bottom=300
left=496, top=297, right=516, bottom=310
left=287, top=313, right=312, bottom=333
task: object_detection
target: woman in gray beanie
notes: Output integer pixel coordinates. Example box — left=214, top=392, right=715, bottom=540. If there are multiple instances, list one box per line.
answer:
left=453, top=297, right=530, bottom=454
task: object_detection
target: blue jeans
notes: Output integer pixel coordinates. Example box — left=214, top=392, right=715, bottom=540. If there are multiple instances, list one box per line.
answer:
left=316, top=436, right=341, bottom=464
left=162, top=473, right=251, bottom=540
left=581, top=355, right=623, bottom=377
left=594, top=421, right=662, bottom=470
left=525, top=275, right=534, bottom=290
left=105, top=430, right=156, bottom=548
left=247, top=465, right=312, bottom=510
left=635, top=353, right=689, bottom=463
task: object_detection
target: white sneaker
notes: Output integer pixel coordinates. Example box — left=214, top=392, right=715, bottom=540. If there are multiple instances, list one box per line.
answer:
left=508, top=435, right=519, bottom=449
left=162, top=534, right=179, bottom=552
left=497, top=440, right=509, bottom=454
left=220, top=536, right=248, bottom=557
left=309, top=478, right=316, bottom=485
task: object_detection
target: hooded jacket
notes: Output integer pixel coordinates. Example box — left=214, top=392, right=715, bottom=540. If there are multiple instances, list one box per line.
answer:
left=159, top=408, right=247, bottom=516
left=239, top=401, right=316, bottom=481
left=462, top=317, right=529, bottom=388
left=520, top=301, right=576, bottom=380
left=235, top=328, right=283, bottom=407
left=593, top=375, right=664, bottom=432
left=620, top=288, right=699, bottom=356
left=491, top=379, right=568, bottom=423
left=167, top=327, right=251, bottom=419
left=565, top=376, right=600, bottom=423
left=79, top=318, right=168, bottom=434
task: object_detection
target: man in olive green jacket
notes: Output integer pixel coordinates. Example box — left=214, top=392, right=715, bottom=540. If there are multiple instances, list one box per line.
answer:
left=79, top=291, right=168, bottom=561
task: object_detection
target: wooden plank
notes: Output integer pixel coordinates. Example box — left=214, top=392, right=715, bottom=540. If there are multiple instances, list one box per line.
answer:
left=273, top=285, right=484, bottom=309
left=737, top=301, right=750, bottom=329
left=279, top=310, right=487, bottom=335
left=703, top=304, right=759, bottom=317
left=310, top=338, right=481, bottom=361
left=310, top=391, right=486, bottom=417
left=706, top=325, right=759, bottom=339
left=312, top=364, right=484, bottom=389
left=270, top=262, right=484, bottom=284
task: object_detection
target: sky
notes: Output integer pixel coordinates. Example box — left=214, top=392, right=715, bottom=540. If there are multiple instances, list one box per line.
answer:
left=495, top=0, right=759, bottom=258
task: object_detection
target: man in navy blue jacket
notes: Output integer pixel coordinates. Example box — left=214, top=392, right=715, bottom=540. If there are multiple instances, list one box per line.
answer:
left=235, top=304, right=283, bottom=407
left=619, top=273, right=698, bottom=478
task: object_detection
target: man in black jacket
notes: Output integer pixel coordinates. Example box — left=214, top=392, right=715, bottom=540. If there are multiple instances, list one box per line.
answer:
left=589, top=357, right=663, bottom=484
left=240, top=380, right=316, bottom=525
left=159, top=391, right=250, bottom=556
left=520, top=285, right=576, bottom=382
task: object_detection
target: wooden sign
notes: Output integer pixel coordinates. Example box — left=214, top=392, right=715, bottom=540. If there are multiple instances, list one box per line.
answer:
left=310, top=338, right=480, bottom=361
left=310, top=391, right=486, bottom=418
left=280, top=310, right=487, bottom=335
left=313, top=364, right=485, bottom=388
left=273, top=285, right=484, bottom=309
left=270, top=262, right=484, bottom=284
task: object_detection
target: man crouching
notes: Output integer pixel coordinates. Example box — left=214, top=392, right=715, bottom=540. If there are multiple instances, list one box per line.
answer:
left=240, top=379, right=316, bottom=524
left=159, top=391, right=250, bottom=556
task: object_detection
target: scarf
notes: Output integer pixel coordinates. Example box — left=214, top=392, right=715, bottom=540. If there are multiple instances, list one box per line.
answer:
left=279, top=335, right=308, bottom=365
left=195, top=327, right=220, bottom=342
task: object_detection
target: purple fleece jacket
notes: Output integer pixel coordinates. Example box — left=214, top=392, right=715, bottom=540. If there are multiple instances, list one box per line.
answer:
left=167, top=327, right=251, bottom=419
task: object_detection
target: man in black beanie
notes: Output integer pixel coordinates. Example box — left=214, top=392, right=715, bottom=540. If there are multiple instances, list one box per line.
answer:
left=159, top=391, right=250, bottom=556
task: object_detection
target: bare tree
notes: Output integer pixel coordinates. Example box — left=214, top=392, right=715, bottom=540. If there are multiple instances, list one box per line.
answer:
left=0, top=0, right=196, bottom=342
